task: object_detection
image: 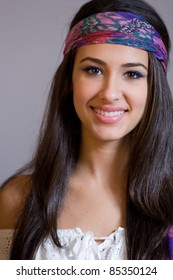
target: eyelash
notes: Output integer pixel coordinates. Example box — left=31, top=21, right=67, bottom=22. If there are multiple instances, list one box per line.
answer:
left=82, top=66, right=145, bottom=79
left=83, top=66, right=102, bottom=76
left=124, top=71, right=145, bottom=79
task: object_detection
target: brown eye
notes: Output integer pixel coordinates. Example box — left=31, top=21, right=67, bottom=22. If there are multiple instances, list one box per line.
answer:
left=84, top=66, right=102, bottom=76
left=125, top=71, right=144, bottom=79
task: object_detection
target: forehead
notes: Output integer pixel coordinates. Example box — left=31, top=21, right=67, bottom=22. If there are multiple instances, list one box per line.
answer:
left=74, top=43, right=148, bottom=65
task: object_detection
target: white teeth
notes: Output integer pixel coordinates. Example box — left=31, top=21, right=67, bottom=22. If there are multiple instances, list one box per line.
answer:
left=94, top=108, right=124, bottom=117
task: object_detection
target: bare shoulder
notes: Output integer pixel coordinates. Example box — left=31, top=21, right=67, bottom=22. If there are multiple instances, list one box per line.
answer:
left=0, top=175, right=31, bottom=229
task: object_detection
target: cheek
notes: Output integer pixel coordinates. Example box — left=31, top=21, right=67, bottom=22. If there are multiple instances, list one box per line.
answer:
left=73, top=76, right=95, bottom=90
left=73, top=83, right=85, bottom=107
left=73, top=82, right=88, bottom=117
left=130, top=85, right=148, bottom=110
left=73, top=77, right=85, bottom=96
left=73, top=78, right=94, bottom=107
left=139, top=92, right=148, bottom=109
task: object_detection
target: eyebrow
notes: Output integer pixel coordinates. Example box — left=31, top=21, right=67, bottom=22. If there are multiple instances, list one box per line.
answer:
left=80, top=57, right=106, bottom=65
left=122, top=63, right=148, bottom=71
left=80, top=57, right=148, bottom=71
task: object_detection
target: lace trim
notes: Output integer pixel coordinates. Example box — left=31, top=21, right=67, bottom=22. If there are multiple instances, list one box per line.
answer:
left=36, top=227, right=126, bottom=260
left=0, top=227, right=126, bottom=260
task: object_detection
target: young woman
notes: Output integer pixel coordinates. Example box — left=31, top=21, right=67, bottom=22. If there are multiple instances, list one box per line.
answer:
left=0, top=0, right=173, bottom=260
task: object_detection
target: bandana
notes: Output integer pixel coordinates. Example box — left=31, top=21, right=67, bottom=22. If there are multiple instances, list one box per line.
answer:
left=64, top=11, right=168, bottom=72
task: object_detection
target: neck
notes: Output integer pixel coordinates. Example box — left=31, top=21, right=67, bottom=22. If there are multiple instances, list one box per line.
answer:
left=75, top=134, right=130, bottom=190
left=68, top=134, right=130, bottom=230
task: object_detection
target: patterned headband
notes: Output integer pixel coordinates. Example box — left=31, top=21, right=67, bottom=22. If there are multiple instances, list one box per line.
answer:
left=64, top=11, right=168, bottom=72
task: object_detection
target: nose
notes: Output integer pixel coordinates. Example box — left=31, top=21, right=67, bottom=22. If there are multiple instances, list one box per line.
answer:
left=99, top=74, right=123, bottom=102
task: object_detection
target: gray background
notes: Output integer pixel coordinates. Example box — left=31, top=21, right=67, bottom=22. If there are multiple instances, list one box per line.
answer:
left=0, top=0, right=173, bottom=184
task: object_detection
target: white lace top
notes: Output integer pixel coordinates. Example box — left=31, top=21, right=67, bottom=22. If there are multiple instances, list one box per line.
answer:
left=0, top=227, right=127, bottom=260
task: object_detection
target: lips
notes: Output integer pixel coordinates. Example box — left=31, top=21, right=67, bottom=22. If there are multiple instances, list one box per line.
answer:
left=90, top=106, right=127, bottom=124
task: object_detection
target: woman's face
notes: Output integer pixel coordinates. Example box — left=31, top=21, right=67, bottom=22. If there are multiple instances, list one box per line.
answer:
left=72, top=44, right=148, bottom=143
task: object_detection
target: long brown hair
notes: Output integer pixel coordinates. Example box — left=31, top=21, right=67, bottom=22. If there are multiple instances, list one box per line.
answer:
left=8, top=0, right=173, bottom=259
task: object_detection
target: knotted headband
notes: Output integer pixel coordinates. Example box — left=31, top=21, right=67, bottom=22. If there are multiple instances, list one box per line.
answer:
left=64, top=11, right=168, bottom=72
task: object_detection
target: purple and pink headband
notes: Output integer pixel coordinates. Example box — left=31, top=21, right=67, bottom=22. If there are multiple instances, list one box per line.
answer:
left=64, top=11, right=168, bottom=72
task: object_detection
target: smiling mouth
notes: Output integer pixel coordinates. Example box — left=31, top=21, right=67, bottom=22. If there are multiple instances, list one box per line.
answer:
left=93, top=108, right=127, bottom=117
